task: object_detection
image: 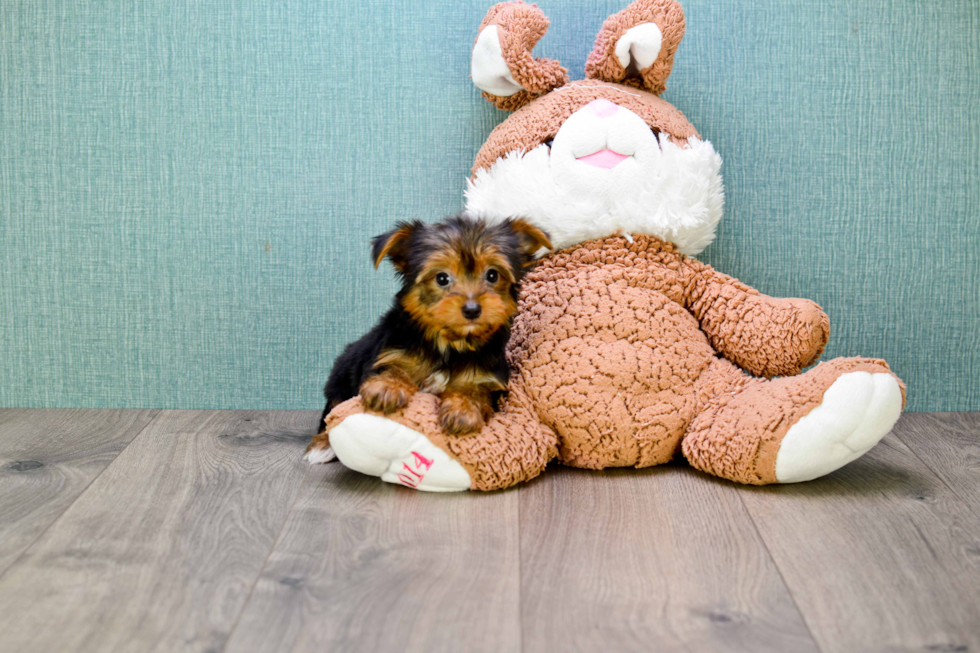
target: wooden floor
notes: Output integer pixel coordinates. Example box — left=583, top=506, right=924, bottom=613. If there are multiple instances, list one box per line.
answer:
left=0, top=410, right=978, bottom=652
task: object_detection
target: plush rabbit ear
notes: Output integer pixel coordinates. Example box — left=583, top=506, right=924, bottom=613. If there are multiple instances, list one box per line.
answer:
left=471, top=2, right=569, bottom=111
left=585, top=0, right=685, bottom=95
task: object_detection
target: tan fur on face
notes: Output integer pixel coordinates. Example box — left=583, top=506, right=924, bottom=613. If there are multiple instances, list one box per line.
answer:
left=401, top=245, right=519, bottom=352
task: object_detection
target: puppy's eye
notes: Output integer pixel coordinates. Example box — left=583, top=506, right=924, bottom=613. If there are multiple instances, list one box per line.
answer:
left=435, top=272, right=451, bottom=287
left=485, top=269, right=499, bottom=284
left=543, top=138, right=554, bottom=149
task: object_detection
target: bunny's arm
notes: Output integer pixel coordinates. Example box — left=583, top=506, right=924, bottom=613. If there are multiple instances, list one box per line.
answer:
left=680, top=258, right=830, bottom=377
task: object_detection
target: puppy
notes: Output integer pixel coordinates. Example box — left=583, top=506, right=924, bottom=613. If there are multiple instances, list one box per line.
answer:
left=316, top=214, right=551, bottom=438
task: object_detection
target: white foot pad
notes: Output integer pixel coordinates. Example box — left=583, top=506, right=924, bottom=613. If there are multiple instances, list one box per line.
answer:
left=775, top=372, right=903, bottom=483
left=325, top=414, right=471, bottom=492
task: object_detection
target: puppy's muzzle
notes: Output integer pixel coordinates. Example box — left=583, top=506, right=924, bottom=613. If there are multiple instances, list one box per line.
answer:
left=462, top=301, right=482, bottom=320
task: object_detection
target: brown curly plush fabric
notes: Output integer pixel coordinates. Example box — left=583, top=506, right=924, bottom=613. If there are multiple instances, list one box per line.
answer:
left=472, top=79, right=699, bottom=175
left=682, top=357, right=904, bottom=485
left=475, top=2, right=569, bottom=111
left=323, top=235, right=904, bottom=490
left=585, top=0, right=687, bottom=95
left=325, top=377, right=559, bottom=491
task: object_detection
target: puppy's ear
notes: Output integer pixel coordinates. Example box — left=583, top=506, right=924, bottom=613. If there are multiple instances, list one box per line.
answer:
left=508, top=218, right=552, bottom=265
left=371, top=221, right=421, bottom=271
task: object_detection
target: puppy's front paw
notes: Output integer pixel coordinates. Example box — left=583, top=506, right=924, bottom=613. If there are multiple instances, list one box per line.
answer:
left=360, top=373, right=416, bottom=414
left=438, top=391, right=491, bottom=435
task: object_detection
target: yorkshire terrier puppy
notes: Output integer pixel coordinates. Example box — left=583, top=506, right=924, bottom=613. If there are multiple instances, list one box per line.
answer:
left=317, top=214, right=551, bottom=437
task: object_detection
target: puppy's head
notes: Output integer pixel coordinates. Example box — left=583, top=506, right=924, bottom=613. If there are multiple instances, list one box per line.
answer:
left=372, top=215, right=551, bottom=350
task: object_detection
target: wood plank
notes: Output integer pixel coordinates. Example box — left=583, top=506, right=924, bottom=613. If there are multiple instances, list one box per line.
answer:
left=224, top=463, right=521, bottom=653
left=0, top=408, right=157, bottom=575
left=519, top=464, right=819, bottom=653
left=0, top=410, right=314, bottom=653
left=739, top=422, right=980, bottom=653
left=891, top=412, right=980, bottom=511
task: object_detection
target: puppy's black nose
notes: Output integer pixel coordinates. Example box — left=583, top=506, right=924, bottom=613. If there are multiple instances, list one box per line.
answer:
left=462, top=302, right=482, bottom=320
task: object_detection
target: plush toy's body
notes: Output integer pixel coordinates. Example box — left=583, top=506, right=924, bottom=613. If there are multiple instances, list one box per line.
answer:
left=306, top=0, right=905, bottom=492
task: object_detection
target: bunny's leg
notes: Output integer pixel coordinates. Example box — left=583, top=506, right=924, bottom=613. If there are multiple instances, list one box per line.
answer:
left=681, top=357, right=904, bottom=485
left=306, top=377, right=558, bottom=492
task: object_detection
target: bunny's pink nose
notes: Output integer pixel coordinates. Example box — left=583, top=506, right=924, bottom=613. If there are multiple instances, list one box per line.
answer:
left=585, top=98, right=619, bottom=118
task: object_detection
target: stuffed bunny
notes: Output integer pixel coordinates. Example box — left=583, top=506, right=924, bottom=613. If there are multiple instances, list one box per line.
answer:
left=305, top=0, right=905, bottom=492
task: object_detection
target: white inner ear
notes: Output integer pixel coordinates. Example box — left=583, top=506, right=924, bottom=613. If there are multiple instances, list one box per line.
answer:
left=471, top=25, right=524, bottom=97
left=615, top=22, right=663, bottom=71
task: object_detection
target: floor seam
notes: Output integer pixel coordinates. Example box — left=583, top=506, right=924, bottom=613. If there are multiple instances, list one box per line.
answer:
left=0, top=408, right=162, bottom=585
left=221, top=463, right=314, bottom=653
left=517, top=490, right=525, bottom=653
left=889, top=420, right=964, bottom=503
left=735, top=488, right=826, bottom=653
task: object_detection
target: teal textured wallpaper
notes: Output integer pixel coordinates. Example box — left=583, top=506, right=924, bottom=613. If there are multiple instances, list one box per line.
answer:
left=1, top=0, right=978, bottom=411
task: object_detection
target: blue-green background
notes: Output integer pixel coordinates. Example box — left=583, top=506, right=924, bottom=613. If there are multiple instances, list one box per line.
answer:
left=2, top=0, right=978, bottom=411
